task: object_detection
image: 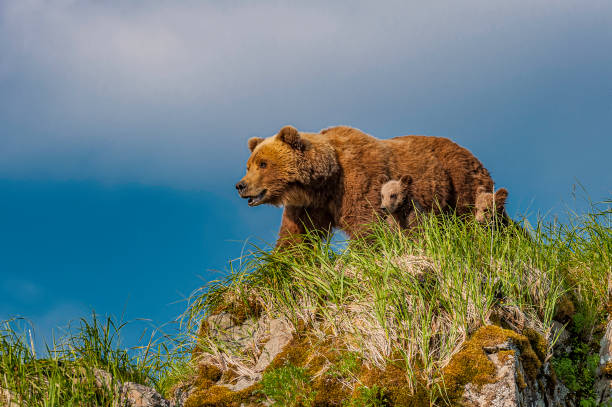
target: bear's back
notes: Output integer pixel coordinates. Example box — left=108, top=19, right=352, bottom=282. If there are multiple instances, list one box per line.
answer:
left=385, top=135, right=493, bottom=214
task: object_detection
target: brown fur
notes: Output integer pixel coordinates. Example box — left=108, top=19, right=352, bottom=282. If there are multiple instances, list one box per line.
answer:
left=475, top=186, right=509, bottom=224
left=236, top=125, right=494, bottom=246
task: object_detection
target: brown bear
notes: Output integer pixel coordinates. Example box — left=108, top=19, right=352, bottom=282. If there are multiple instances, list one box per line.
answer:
left=380, top=167, right=452, bottom=231
left=474, top=186, right=509, bottom=224
left=236, top=125, right=494, bottom=247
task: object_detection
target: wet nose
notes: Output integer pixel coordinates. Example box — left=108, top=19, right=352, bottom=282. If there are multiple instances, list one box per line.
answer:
left=235, top=181, right=246, bottom=192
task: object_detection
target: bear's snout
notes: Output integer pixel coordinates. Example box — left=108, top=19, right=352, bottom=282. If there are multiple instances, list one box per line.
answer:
left=235, top=181, right=247, bottom=194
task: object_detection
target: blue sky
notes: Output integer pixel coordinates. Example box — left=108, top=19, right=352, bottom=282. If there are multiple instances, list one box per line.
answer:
left=1, top=0, right=611, bottom=349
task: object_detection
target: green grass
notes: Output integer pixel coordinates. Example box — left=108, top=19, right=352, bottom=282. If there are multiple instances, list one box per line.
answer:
left=0, top=313, right=188, bottom=406
left=259, top=364, right=316, bottom=407
left=348, top=385, right=388, bottom=407
left=186, top=200, right=611, bottom=405
left=2, top=199, right=610, bottom=406
left=326, top=351, right=360, bottom=381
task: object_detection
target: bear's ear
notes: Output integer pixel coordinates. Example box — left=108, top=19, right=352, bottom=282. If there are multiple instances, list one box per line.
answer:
left=400, top=175, right=413, bottom=186
left=378, top=174, right=389, bottom=185
left=248, top=137, right=264, bottom=152
left=277, top=125, right=305, bottom=151
left=495, top=188, right=508, bottom=206
left=476, top=185, right=488, bottom=195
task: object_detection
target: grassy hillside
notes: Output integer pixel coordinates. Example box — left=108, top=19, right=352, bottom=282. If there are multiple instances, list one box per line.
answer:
left=184, top=202, right=610, bottom=406
left=1, top=200, right=610, bottom=406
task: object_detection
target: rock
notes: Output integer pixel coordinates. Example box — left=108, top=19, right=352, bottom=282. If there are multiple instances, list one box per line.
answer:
left=206, top=312, right=260, bottom=349
left=225, top=376, right=260, bottom=392
left=211, top=317, right=293, bottom=393
left=0, top=387, right=20, bottom=407
left=463, top=343, right=521, bottom=407
left=600, top=319, right=612, bottom=366
left=119, top=382, right=171, bottom=407
left=596, top=319, right=612, bottom=405
left=596, top=378, right=612, bottom=407
left=550, top=321, right=571, bottom=352
left=69, top=366, right=121, bottom=394
left=461, top=334, right=572, bottom=407
left=200, top=313, right=293, bottom=392
left=170, top=384, right=193, bottom=407
left=253, top=318, right=293, bottom=372
left=93, top=367, right=119, bottom=391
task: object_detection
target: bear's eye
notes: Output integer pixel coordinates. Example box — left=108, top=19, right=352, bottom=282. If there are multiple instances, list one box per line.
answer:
left=259, top=161, right=267, bottom=169
left=391, top=194, right=397, bottom=199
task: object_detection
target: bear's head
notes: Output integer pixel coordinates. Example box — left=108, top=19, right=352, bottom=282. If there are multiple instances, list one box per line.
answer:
left=475, top=186, right=508, bottom=223
left=236, top=125, right=339, bottom=207
left=379, top=175, right=413, bottom=213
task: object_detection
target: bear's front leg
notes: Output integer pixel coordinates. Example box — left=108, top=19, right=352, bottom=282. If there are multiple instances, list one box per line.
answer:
left=277, top=206, right=334, bottom=248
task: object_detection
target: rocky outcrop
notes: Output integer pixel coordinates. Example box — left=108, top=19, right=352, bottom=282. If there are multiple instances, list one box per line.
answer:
left=183, top=313, right=294, bottom=405
left=185, top=312, right=576, bottom=406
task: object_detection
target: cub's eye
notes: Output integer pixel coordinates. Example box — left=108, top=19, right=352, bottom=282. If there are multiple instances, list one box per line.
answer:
left=259, top=161, right=267, bottom=169
left=390, top=194, right=397, bottom=199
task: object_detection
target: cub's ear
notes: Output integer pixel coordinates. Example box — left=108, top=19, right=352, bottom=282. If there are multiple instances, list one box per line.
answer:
left=476, top=185, right=488, bottom=195
left=378, top=174, right=389, bottom=185
left=277, top=125, right=305, bottom=150
left=495, top=188, right=508, bottom=206
left=248, top=137, right=264, bottom=152
left=400, top=175, right=413, bottom=186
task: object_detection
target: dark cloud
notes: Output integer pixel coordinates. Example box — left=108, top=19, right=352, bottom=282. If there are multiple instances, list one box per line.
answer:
left=0, top=0, right=611, bottom=208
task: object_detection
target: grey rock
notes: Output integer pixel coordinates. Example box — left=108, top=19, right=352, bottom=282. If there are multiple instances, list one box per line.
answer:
left=203, top=315, right=293, bottom=395
left=93, top=367, right=119, bottom=392
left=119, top=382, right=170, bottom=407
left=207, top=312, right=260, bottom=350
left=253, top=318, right=293, bottom=372
left=462, top=340, right=572, bottom=407
left=551, top=321, right=571, bottom=352
left=170, top=385, right=193, bottom=407
left=0, top=387, right=20, bottom=407
left=596, top=379, right=612, bottom=407
left=225, top=376, right=261, bottom=392
left=600, top=319, right=612, bottom=366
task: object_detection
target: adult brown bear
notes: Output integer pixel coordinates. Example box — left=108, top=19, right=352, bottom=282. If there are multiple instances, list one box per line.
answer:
left=236, top=125, right=493, bottom=247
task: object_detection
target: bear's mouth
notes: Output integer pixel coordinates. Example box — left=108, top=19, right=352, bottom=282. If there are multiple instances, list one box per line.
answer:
left=247, top=190, right=267, bottom=207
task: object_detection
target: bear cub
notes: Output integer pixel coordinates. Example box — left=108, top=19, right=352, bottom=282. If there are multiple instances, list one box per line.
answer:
left=474, top=186, right=509, bottom=224
left=380, top=175, right=422, bottom=230
left=380, top=172, right=450, bottom=231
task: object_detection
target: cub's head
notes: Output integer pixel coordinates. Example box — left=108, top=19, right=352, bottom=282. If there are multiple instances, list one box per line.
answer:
left=235, top=125, right=338, bottom=207
left=475, top=186, right=508, bottom=223
left=380, top=175, right=412, bottom=213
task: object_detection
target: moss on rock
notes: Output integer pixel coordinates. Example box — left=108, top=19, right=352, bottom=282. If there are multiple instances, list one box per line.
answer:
left=184, top=384, right=259, bottom=407
left=442, top=325, right=545, bottom=404
left=602, top=362, right=612, bottom=377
